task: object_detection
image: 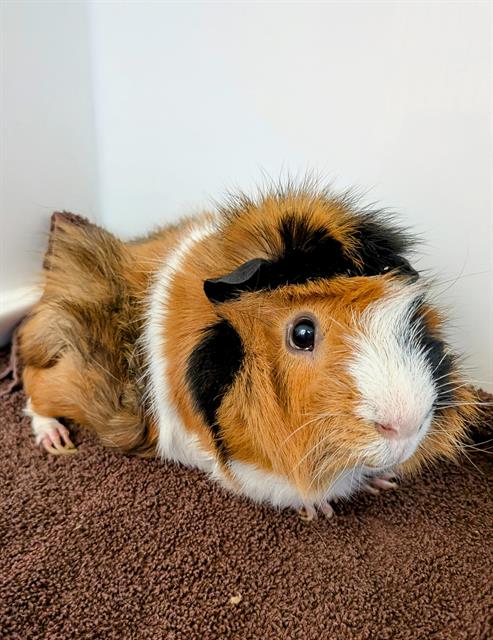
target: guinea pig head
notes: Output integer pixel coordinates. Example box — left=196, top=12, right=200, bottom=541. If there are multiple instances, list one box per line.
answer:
left=190, top=192, right=475, bottom=502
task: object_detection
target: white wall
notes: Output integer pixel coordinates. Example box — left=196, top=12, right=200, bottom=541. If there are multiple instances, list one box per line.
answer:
left=0, top=1, right=99, bottom=342
left=1, top=2, right=491, bottom=390
left=90, top=1, right=492, bottom=390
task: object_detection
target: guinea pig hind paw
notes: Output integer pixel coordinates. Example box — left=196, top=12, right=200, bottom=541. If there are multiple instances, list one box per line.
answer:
left=26, top=402, right=78, bottom=455
left=37, top=422, right=77, bottom=456
left=298, top=505, right=317, bottom=522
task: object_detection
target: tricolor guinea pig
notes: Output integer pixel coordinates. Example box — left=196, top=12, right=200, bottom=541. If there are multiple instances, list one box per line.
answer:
left=19, top=185, right=476, bottom=519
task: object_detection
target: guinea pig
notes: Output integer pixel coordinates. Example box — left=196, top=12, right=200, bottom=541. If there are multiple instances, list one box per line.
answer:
left=19, top=183, right=476, bottom=519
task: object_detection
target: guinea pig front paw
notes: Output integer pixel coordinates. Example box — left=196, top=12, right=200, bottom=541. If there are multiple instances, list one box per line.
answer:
left=298, top=501, right=335, bottom=522
left=319, top=501, right=335, bottom=519
left=298, top=505, right=318, bottom=522
left=363, top=473, right=398, bottom=495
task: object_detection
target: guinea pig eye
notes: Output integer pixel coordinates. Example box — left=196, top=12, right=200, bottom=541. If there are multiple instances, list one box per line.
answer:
left=289, top=319, right=316, bottom=351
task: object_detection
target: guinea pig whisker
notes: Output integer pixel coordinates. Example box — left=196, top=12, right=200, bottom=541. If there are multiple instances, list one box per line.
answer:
left=434, top=374, right=467, bottom=387
left=455, top=378, right=493, bottom=385
left=430, top=352, right=451, bottom=378
left=294, top=431, right=340, bottom=473
left=459, top=444, right=493, bottom=457
left=316, top=449, right=356, bottom=497
left=428, top=427, right=458, bottom=442
left=436, top=379, right=493, bottom=395
left=307, top=438, right=359, bottom=496
left=278, top=417, right=325, bottom=449
left=435, top=401, right=493, bottom=408
left=429, top=270, right=491, bottom=300
left=456, top=446, right=487, bottom=479
left=434, top=382, right=471, bottom=396
left=436, top=389, right=488, bottom=406
left=466, top=448, right=493, bottom=456
left=306, top=448, right=340, bottom=495
left=426, top=257, right=471, bottom=298
left=348, top=452, right=365, bottom=493
left=279, top=412, right=349, bottom=450
left=307, top=456, right=336, bottom=495
left=315, top=449, right=357, bottom=497
left=301, top=409, right=350, bottom=419
left=461, top=437, right=493, bottom=449
left=425, top=430, right=488, bottom=479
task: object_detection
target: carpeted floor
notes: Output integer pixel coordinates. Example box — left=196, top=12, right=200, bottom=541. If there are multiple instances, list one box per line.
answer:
left=0, top=347, right=492, bottom=640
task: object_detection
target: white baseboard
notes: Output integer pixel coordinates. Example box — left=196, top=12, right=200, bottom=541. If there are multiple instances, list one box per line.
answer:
left=0, top=286, right=41, bottom=347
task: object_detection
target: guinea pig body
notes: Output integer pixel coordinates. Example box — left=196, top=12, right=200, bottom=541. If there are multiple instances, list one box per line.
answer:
left=19, top=186, right=476, bottom=516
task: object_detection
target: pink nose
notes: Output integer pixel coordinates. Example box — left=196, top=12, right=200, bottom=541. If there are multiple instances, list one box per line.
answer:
left=375, top=422, right=400, bottom=438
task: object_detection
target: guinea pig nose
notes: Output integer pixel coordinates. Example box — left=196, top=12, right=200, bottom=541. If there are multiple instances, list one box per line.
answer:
left=374, top=422, right=400, bottom=438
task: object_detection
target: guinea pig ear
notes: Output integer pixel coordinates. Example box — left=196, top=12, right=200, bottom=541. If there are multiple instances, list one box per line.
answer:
left=392, top=255, right=420, bottom=281
left=204, top=257, right=270, bottom=303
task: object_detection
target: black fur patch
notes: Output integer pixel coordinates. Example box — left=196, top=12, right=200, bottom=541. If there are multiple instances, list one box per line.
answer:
left=351, top=217, right=418, bottom=278
left=205, top=213, right=417, bottom=303
left=275, top=215, right=351, bottom=281
left=410, top=307, right=455, bottom=404
left=186, top=320, right=244, bottom=457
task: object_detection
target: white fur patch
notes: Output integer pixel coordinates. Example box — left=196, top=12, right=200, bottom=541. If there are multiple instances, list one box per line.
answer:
left=228, top=460, right=305, bottom=509
left=24, top=398, right=62, bottom=445
left=229, top=459, right=378, bottom=509
left=349, top=282, right=437, bottom=466
left=143, top=218, right=218, bottom=473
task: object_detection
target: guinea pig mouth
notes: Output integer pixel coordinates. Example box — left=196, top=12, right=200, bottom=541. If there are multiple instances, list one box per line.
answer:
left=363, top=413, right=434, bottom=467
left=366, top=433, right=423, bottom=467
left=389, top=438, right=418, bottom=464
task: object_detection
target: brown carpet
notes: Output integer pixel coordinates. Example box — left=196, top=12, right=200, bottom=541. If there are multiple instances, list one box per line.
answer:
left=0, top=347, right=492, bottom=640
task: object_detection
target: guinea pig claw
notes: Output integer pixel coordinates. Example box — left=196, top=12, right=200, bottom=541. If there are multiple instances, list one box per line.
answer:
left=42, top=438, right=77, bottom=456
left=320, top=502, right=335, bottom=519
left=39, top=424, right=77, bottom=456
left=363, top=484, right=380, bottom=496
left=364, top=474, right=398, bottom=495
left=298, top=505, right=317, bottom=522
left=381, top=472, right=396, bottom=480
left=371, top=477, right=398, bottom=491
